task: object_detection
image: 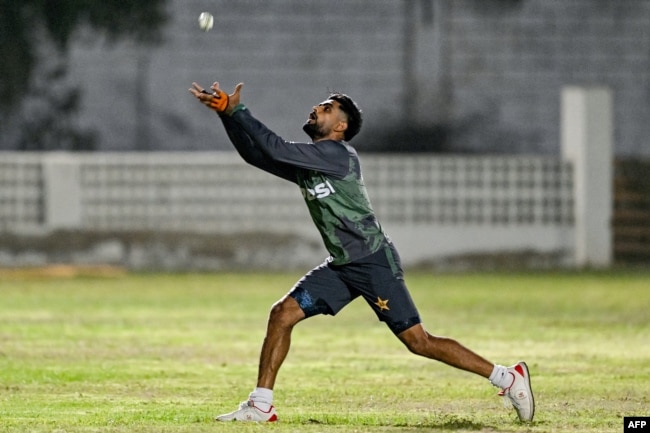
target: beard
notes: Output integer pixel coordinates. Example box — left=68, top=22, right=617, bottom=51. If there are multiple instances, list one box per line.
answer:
left=302, top=120, right=325, bottom=141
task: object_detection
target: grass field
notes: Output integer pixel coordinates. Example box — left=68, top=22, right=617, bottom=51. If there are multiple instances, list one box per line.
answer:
left=1, top=269, right=648, bottom=432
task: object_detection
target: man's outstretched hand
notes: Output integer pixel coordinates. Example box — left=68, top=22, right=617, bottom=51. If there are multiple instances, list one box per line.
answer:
left=189, top=82, right=244, bottom=115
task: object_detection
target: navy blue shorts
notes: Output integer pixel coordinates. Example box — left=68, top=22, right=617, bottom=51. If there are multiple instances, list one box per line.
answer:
left=289, top=242, right=421, bottom=335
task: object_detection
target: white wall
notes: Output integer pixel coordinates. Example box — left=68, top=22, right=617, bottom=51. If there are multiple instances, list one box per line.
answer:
left=0, top=152, right=578, bottom=267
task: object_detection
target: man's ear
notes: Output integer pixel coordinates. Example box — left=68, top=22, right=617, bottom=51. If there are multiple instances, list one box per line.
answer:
left=334, top=119, right=348, bottom=134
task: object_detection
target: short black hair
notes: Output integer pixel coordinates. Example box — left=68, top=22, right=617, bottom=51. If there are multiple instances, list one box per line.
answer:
left=329, top=93, right=363, bottom=141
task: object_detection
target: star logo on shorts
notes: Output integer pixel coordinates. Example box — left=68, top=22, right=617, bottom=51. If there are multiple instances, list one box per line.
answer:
left=374, top=297, right=390, bottom=311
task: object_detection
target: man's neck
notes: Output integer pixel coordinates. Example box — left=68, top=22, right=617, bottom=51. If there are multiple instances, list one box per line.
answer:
left=313, top=133, right=344, bottom=143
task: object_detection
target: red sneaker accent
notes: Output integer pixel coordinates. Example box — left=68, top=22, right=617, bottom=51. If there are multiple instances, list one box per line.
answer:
left=250, top=402, right=278, bottom=422
left=514, top=363, right=525, bottom=377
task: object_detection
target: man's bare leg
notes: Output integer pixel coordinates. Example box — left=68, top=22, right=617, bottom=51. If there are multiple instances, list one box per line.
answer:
left=215, top=295, right=305, bottom=422
left=257, top=295, right=306, bottom=389
left=397, top=323, right=494, bottom=377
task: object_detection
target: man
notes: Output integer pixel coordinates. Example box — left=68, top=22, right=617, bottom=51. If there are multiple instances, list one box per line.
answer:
left=188, top=81, right=535, bottom=423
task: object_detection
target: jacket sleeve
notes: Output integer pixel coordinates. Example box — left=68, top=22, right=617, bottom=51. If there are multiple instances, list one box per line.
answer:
left=219, top=113, right=298, bottom=183
left=229, top=107, right=349, bottom=179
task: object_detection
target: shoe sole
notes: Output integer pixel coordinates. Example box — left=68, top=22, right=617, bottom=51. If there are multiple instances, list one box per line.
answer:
left=517, top=361, right=535, bottom=422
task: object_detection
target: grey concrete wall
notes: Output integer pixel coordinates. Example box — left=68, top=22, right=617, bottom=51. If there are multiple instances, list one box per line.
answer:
left=52, top=0, right=649, bottom=156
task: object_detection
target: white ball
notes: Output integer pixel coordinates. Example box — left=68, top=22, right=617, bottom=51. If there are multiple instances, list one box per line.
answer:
left=198, top=12, right=214, bottom=32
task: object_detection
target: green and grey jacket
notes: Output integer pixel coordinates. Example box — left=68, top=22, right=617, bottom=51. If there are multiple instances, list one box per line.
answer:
left=220, top=106, right=389, bottom=265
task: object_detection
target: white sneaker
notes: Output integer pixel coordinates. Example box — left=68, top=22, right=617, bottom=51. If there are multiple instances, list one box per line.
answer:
left=500, top=361, right=535, bottom=422
left=215, top=400, right=278, bottom=422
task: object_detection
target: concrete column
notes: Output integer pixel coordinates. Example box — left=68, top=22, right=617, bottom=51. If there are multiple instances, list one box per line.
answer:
left=561, top=86, right=613, bottom=268
left=42, top=153, right=82, bottom=229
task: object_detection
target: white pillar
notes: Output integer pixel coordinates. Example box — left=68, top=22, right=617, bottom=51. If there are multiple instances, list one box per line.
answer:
left=42, top=153, right=82, bottom=229
left=561, top=86, right=613, bottom=268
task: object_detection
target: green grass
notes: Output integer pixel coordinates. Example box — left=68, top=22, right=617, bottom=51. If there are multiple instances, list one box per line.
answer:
left=1, top=270, right=649, bottom=432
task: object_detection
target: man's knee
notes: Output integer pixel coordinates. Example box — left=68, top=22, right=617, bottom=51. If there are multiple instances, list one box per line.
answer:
left=268, top=296, right=304, bottom=328
left=398, top=324, right=430, bottom=355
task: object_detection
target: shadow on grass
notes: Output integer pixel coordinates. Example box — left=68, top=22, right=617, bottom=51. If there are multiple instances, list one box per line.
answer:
left=298, top=414, right=499, bottom=431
